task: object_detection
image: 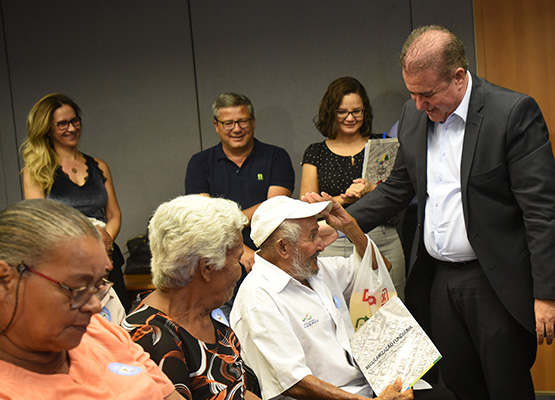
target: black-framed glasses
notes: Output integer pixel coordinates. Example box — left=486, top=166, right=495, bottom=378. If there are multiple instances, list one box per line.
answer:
left=53, top=116, right=82, bottom=131
left=16, top=263, right=113, bottom=310
left=335, top=108, right=365, bottom=120
left=215, top=118, right=252, bottom=131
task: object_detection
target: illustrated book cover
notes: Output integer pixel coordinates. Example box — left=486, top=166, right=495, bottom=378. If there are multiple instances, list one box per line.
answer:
left=350, top=296, right=441, bottom=395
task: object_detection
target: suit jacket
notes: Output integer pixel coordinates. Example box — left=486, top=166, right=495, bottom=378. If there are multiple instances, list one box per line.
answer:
left=349, top=72, right=555, bottom=333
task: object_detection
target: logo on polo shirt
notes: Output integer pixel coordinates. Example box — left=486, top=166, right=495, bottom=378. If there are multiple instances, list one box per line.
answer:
left=302, top=313, right=319, bottom=329
left=257, top=173, right=264, bottom=181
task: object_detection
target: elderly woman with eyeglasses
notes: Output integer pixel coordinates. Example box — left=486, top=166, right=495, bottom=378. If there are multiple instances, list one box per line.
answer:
left=300, top=76, right=406, bottom=300
left=122, top=195, right=261, bottom=400
left=21, top=93, right=128, bottom=308
left=0, top=199, right=181, bottom=399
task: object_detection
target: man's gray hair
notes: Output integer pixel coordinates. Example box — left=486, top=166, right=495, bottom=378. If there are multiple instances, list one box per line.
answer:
left=148, top=195, right=248, bottom=290
left=260, top=219, right=302, bottom=253
left=0, top=199, right=100, bottom=267
left=212, top=93, right=255, bottom=120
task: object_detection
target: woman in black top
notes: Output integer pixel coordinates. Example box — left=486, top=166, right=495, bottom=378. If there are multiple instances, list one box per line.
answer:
left=22, top=93, right=121, bottom=238
left=21, top=93, right=126, bottom=306
left=300, top=77, right=406, bottom=299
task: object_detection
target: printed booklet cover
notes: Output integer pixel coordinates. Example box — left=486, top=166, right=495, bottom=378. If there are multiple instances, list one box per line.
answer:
left=350, top=296, right=441, bottom=396
left=362, top=138, right=399, bottom=184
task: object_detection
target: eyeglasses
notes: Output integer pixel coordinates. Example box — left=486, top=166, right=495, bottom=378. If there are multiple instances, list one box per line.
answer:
left=17, top=263, right=113, bottom=310
left=53, top=117, right=82, bottom=131
left=215, top=118, right=252, bottom=131
left=336, top=108, right=365, bottom=120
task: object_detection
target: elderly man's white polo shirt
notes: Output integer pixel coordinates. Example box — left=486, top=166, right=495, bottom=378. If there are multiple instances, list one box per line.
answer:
left=230, top=238, right=373, bottom=400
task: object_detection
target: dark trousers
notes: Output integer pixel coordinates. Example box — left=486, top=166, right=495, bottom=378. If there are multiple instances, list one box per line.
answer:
left=414, top=386, right=456, bottom=400
left=430, top=259, right=536, bottom=400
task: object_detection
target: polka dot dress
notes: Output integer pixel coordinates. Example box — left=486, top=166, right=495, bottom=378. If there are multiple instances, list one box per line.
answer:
left=302, top=135, right=399, bottom=225
left=302, top=141, right=364, bottom=196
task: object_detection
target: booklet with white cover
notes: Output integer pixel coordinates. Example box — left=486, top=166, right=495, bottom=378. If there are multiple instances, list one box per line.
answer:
left=362, top=138, right=399, bottom=184
left=349, top=296, right=441, bottom=396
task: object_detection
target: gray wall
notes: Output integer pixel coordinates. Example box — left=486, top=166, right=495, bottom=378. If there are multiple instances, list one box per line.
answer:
left=0, top=0, right=475, bottom=251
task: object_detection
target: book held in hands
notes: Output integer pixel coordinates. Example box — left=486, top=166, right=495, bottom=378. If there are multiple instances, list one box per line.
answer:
left=350, top=296, right=441, bottom=396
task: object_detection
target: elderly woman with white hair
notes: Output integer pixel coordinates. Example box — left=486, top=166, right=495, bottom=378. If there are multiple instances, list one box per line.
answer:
left=122, top=195, right=260, bottom=400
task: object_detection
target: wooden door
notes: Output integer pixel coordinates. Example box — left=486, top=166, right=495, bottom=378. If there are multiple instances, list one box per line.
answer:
left=474, top=0, right=555, bottom=392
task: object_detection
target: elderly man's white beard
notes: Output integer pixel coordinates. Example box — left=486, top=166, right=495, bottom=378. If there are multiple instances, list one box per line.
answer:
left=291, top=248, right=319, bottom=280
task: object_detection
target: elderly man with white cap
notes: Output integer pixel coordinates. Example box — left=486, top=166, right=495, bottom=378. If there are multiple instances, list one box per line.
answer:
left=229, top=193, right=414, bottom=400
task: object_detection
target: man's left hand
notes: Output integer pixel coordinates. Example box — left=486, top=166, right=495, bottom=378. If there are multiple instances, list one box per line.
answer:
left=302, top=192, right=368, bottom=262
left=317, top=220, right=338, bottom=248
left=302, top=192, right=353, bottom=233
left=535, top=298, right=555, bottom=345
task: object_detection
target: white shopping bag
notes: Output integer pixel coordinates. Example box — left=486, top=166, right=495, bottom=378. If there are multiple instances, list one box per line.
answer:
left=349, top=240, right=397, bottom=331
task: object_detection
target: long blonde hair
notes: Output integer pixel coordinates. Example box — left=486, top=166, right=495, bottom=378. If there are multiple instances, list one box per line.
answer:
left=20, top=93, right=81, bottom=192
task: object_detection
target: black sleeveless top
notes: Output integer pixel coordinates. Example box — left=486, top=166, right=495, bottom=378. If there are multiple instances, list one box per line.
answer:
left=47, top=153, right=108, bottom=222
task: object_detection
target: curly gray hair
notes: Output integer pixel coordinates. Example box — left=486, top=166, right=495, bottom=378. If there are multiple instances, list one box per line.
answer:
left=148, top=195, right=248, bottom=290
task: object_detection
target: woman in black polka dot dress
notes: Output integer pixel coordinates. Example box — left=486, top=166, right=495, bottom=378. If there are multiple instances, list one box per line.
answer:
left=300, top=76, right=406, bottom=300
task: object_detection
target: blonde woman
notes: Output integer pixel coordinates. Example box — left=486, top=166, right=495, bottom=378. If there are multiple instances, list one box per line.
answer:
left=21, top=93, right=127, bottom=308
left=21, top=93, right=121, bottom=240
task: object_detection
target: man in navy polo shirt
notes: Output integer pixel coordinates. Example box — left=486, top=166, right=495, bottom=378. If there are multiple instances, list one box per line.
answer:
left=185, top=93, right=295, bottom=315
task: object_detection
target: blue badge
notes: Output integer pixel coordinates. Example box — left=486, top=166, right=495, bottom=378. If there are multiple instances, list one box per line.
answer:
left=333, top=295, right=341, bottom=309
left=100, top=307, right=112, bottom=322
left=211, top=308, right=229, bottom=326
left=108, top=363, right=142, bottom=376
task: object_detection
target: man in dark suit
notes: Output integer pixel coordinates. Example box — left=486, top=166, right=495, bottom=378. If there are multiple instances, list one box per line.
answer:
left=348, top=25, right=555, bottom=400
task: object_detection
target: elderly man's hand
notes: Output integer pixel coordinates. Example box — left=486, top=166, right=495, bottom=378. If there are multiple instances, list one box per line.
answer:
left=318, top=220, right=339, bottom=248
left=302, top=192, right=354, bottom=233
left=303, top=192, right=368, bottom=259
left=377, top=378, right=414, bottom=400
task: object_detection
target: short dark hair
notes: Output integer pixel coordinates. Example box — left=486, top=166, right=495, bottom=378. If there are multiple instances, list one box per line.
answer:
left=314, top=76, right=373, bottom=139
left=400, top=25, right=469, bottom=82
left=212, top=93, right=254, bottom=120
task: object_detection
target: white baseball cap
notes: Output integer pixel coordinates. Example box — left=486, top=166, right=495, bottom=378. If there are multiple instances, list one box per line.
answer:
left=250, top=196, right=332, bottom=247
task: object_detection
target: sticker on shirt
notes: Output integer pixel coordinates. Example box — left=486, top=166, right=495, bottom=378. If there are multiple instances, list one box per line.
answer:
left=332, top=295, right=341, bottom=309
left=100, top=307, right=112, bottom=322
left=108, top=362, right=142, bottom=376
left=302, top=313, right=320, bottom=329
left=211, top=308, right=229, bottom=326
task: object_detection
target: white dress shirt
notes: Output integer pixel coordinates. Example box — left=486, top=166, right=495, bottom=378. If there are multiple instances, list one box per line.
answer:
left=424, top=72, right=477, bottom=262
left=230, top=240, right=373, bottom=400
